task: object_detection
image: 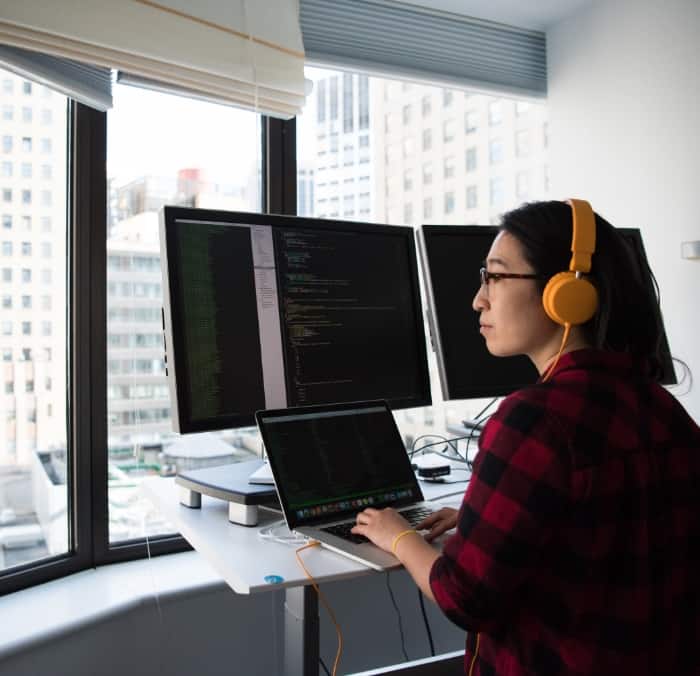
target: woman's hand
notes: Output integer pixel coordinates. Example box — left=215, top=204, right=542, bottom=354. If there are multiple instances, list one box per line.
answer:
left=351, top=507, right=413, bottom=553
left=414, top=507, right=458, bottom=542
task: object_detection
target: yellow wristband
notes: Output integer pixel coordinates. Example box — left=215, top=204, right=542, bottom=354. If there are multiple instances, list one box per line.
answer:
left=391, top=529, right=417, bottom=555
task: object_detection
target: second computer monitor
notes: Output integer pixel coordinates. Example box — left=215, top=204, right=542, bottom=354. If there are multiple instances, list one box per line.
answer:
left=418, top=224, right=676, bottom=401
left=160, top=208, right=431, bottom=433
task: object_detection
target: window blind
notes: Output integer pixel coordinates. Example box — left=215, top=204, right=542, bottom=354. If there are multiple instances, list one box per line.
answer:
left=0, top=0, right=307, bottom=118
left=300, top=0, right=547, bottom=98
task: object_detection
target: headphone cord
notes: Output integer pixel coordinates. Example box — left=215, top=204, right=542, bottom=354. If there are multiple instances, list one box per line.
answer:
left=542, top=323, right=571, bottom=383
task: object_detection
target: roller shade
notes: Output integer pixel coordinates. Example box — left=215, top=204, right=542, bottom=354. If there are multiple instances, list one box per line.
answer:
left=0, top=44, right=112, bottom=110
left=300, top=0, right=547, bottom=98
left=0, top=0, right=308, bottom=118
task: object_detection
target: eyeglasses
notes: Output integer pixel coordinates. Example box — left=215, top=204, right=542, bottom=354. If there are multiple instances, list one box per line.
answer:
left=479, top=267, right=544, bottom=287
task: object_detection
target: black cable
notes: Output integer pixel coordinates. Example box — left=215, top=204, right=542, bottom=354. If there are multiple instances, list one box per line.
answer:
left=417, top=589, right=435, bottom=657
left=319, top=657, right=331, bottom=676
left=410, top=435, right=473, bottom=460
left=411, top=433, right=460, bottom=458
left=386, top=572, right=409, bottom=662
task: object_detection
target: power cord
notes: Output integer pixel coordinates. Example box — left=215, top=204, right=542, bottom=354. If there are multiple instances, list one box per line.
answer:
left=417, top=588, right=435, bottom=656
left=386, top=571, right=409, bottom=661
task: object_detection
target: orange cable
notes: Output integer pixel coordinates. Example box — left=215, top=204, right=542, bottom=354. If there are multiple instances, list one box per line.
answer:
left=542, top=323, right=571, bottom=383
left=468, top=632, right=480, bottom=676
left=295, top=541, right=344, bottom=676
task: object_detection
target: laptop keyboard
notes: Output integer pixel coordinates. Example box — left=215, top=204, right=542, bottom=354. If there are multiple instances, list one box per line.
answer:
left=321, top=506, right=435, bottom=544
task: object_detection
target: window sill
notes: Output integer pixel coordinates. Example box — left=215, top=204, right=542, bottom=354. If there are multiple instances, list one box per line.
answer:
left=0, top=550, right=225, bottom=659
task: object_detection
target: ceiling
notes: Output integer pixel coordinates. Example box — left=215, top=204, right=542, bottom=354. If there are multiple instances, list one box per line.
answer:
left=394, top=0, right=592, bottom=31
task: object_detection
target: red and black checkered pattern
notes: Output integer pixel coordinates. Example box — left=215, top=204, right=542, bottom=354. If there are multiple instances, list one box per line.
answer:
left=430, top=349, right=700, bottom=675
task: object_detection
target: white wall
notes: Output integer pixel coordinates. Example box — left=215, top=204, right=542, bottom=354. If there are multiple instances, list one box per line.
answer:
left=547, top=0, right=700, bottom=422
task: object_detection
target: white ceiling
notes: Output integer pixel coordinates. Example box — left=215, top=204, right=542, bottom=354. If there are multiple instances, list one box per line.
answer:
left=395, top=0, right=592, bottom=31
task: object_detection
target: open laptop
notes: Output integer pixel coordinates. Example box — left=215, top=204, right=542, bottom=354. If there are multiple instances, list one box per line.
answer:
left=255, top=400, right=435, bottom=571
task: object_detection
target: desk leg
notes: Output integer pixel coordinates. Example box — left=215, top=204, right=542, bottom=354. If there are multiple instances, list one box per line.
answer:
left=284, top=586, right=319, bottom=676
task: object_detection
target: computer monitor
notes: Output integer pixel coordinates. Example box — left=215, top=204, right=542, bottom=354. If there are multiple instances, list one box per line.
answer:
left=417, top=225, right=676, bottom=402
left=160, top=207, right=431, bottom=433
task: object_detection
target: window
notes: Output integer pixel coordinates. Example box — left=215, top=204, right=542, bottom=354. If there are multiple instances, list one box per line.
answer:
left=2, top=241, right=11, bottom=256
left=2, top=135, right=12, bottom=153
left=422, top=162, right=433, bottom=185
left=403, top=168, right=413, bottom=191
left=343, top=73, right=354, bottom=133
left=41, top=109, right=52, bottom=124
left=2, top=105, right=12, bottom=120
left=22, top=80, right=32, bottom=95
left=423, top=197, right=432, bottom=219
left=465, top=110, right=478, bottom=134
left=544, top=164, right=551, bottom=192
left=490, top=176, right=505, bottom=206
left=22, top=321, right=31, bottom=336
left=22, top=106, right=32, bottom=123
left=422, top=128, right=432, bottom=151
left=2, top=214, right=11, bottom=229
left=106, top=80, right=262, bottom=545
left=466, top=185, right=478, bottom=209
left=317, top=79, right=326, bottom=123
left=22, top=189, right=32, bottom=204
left=489, top=139, right=504, bottom=164
left=516, top=170, right=530, bottom=198
left=465, top=146, right=477, bottom=172
left=2, top=295, right=11, bottom=308
left=403, top=202, right=413, bottom=223
left=2, top=268, right=11, bottom=282
left=443, top=156, right=455, bottom=179
left=1, top=321, right=12, bottom=336
left=2, top=189, right=11, bottom=203
left=516, top=101, right=530, bottom=116
left=40, top=138, right=51, bottom=154
left=402, top=137, right=414, bottom=158
left=516, top=130, right=531, bottom=157
left=21, top=161, right=32, bottom=178
left=22, top=295, right=31, bottom=309
left=22, top=136, right=32, bottom=152
left=1, top=161, right=11, bottom=177
left=41, top=164, right=52, bottom=179
left=22, top=268, right=32, bottom=282
left=543, top=122, right=549, bottom=148
left=329, top=76, right=338, bottom=121
left=442, top=89, right=453, bottom=107
left=444, top=191, right=455, bottom=214
left=443, top=119, right=455, bottom=143
left=402, top=104, right=411, bottom=125
left=41, top=242, right=51, bottom=258
left=421, top=95, right=431, bottom=117
left=488, top=100, right=503, bottom=125
left=22, top=241, right=32, bottom=256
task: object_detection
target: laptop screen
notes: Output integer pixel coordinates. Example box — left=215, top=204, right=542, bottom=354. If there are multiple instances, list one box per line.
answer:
left=256, top=401, right=423, bottom=529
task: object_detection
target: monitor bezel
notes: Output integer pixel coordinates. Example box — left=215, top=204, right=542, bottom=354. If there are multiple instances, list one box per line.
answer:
left=160, top=207, right=432, bottom=433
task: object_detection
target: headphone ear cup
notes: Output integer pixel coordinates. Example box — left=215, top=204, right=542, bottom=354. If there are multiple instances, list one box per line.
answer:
left=542, top=272, right=598, bottom=326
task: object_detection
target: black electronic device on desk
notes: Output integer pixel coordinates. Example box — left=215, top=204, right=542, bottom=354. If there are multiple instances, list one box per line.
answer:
left=176, top=459, right=280, bottom=526
left=159, top=206, right=432, bottom=508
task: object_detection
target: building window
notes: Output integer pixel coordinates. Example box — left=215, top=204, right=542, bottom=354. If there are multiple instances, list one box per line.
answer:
left=41, top=108, right=52, bottom=124
left=444, top=191, right=455, bottom=214
left=41, top=242, right=51, bottom=258
left=421, top=95, right=431, bottom=117
left=442, top=89, right=453, bottom=107
left=40, top=137, right=51, bottom=154
left=329, top=76, right=338, bottom=121
left=21, top=241, right=32, bottom=256
left=41, top=163, right=52, bottom=179
left=443, top=119, right=455, bottom=143
left=1, top=161, right=11, bottom=177
left=22, top=189, right=32, bottom=204
left=317, top=79, right=326, bottom=123
left=1, top=321, right=11, bottom=336
left=2, top=105, right=12, bottom=120
left=516, top=170, right=530, bottom=199
left=422, top=128, right=432, bottom=151
left=422, top=162, right=432, bottom=185
left=343, top=73, right=354, bottom=133
left=358, top=75, right=369, bottom=129
left=22, top=268, right=31, bottom=282
left=465, top=110, right=478, bottom=134
left=21, top=295, right=31, bottom=309
left=2, top=241, right=11, bottom=256
left=22, top=106, right=32, bottom=123
left=402, top=137, right=414, bottom=158
left=490, top=177, right=505, bottom=206
left=466, top=185, right=478, bottom=209
left=402, top=104, right=411, bottom=125
left=544, top=164, right=550, bottom=192
left=42, top=321, right=52, bottom=337
left=2, top=268, right=11, bottom=282
left=2, top=189, right=11, bottom=202
left=465, top=146, right=477, bottom=172
left=22, top=80, right=32, bottom=95
left=515, top=101, right=530, bottom=116
left=489, top=139, right=504, bottom=164
left=403, top=202, right=413, bottom=223
left=443, top=156, right=455, bottom=179
left=543, top=122, right=549, bottom=148
left=22, top=321, right=31, bottom=336
left=403, top=168, right=413, bottom=191
left=423, top=197, right=432, bottom=219
left=488, top=100, right=503, bottom=125
left=21, top=162, right=32, bottom=178
left=2, top=214, right=10, bottom=229
left=2, top=135, right=12, bottom=153
left=22, top=136, right=32, bottom=152
left=2, top=295, right=10, bottom=308
left=516, top=130, right=531, bottom=157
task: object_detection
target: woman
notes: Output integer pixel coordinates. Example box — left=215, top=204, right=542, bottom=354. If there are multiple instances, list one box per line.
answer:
left=352, top=200, right=700, bottom=675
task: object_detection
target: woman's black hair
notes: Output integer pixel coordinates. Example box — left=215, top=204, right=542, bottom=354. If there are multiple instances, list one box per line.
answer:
left=498, top=200, right=669, bottom=381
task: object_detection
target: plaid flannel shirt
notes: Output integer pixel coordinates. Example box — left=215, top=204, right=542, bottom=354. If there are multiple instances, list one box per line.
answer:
left=430, top=349, right=700, bottom=675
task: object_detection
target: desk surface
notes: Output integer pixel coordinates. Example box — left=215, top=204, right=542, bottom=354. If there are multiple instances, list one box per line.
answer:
left=142, top=475, right=465, bottom=596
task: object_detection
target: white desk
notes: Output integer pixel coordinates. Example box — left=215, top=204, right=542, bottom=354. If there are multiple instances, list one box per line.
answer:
left=142, top=476, right=465, bottom=675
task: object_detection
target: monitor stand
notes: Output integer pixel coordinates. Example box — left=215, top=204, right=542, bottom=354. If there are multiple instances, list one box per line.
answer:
left=175, top=459, right=279, bottom=526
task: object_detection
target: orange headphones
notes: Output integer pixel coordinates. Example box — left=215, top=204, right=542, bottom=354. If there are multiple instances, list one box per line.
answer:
left=542, top=198, right=598, bottom=326
left=541, top=198, right=598, bottom=380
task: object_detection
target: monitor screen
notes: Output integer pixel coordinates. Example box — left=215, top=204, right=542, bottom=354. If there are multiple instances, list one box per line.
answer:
left=418, top=225, right=676, bottom=401
left=160, top=207, right=431, bottom=432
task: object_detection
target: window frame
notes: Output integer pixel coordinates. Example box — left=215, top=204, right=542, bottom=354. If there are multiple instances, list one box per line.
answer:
left=0, top=101, right=290, bottom=594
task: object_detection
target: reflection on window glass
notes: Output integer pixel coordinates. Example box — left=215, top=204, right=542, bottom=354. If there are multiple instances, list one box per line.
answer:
left=106, top=85, right=262, bottom=543
left=0, top=69, right=68, bottom=574
left=296, top=66, right=549, bottom=442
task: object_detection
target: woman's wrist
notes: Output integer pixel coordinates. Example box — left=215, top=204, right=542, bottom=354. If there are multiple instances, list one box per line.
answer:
left=391, top=528, right=420, bottom=556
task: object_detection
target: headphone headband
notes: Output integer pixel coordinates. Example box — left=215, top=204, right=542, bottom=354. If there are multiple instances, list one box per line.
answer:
left=566, top=198, right=596, bottom=274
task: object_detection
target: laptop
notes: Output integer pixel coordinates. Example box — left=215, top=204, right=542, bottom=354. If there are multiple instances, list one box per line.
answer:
left=255, top=400, right=435, bottom=571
